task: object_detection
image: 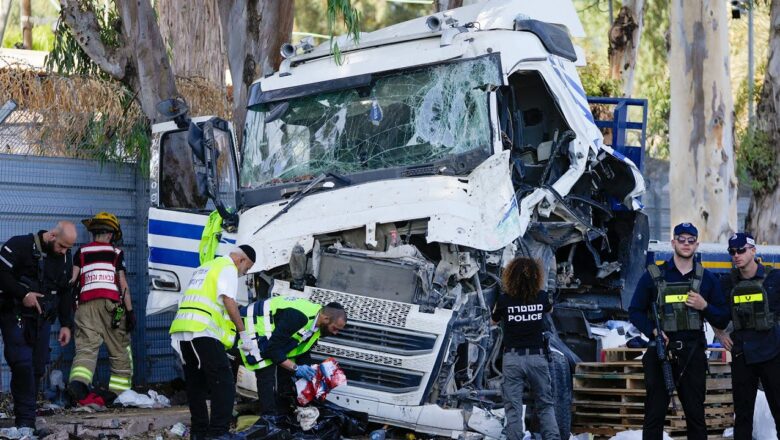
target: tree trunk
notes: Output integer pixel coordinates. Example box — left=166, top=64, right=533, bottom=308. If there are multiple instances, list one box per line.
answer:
left=746, top=0, right=780, bottom=242
left=115, top=0, right=177, bottom=123
left=608, top=0, right=645, bottom=97
left=60, top=0, right=178, bottom=123
left=436, top=0, right=463, bottom=12
left=219, top=0, right=294, bottom=147
left=0, top=0, right=12, bottom=44
left=21, top=0, right=32, bottom=49
left=668, top=0, right=737, bottom=242
left=156, top=0, right=225, bottom=88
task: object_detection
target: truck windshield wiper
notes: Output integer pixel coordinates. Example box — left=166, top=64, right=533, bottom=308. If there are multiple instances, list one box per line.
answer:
left=253, top=172, right=351, bottom=234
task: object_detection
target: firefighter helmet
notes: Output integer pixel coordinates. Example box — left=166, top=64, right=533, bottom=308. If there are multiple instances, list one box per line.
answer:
left=82, top=212, right=122, bottom=242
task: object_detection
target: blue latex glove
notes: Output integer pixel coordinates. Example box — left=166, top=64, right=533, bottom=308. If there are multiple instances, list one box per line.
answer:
left=295, top=364, right=316, bottom=381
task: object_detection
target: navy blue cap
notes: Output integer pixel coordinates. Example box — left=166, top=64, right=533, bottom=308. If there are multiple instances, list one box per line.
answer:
left=728, top=233, right=755, bottom=249
left=673, top=222, right=698, bottom=237
left=238, top=244, right=256, bottom=263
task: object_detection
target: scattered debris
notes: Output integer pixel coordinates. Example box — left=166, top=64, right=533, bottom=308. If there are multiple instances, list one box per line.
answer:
left=294, top=407, right=319, bottom=431
left=114, top=390, right=170, bottom=409
left=169, top=422, right=188, bottom=437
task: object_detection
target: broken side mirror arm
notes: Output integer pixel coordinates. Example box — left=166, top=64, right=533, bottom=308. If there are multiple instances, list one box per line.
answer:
left=192, top=119, right=239, bottom=232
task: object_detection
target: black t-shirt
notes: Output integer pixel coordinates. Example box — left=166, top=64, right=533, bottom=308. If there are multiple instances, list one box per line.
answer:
left=491, top=291, right=551, bottom=349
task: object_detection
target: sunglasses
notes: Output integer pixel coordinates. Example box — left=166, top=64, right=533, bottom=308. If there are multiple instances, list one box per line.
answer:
left=675, top=236, right=698, bottom=245
left=728, top=247, right=751, bottom=256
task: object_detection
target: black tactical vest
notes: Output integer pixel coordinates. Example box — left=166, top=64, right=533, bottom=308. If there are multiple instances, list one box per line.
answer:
left=731, top=266, right=775, bottom=331
left=648, top=263, right=704, bottom=332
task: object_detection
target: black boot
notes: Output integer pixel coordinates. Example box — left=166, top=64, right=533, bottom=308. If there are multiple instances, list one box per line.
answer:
left=66, top=381, right=89, bottom=405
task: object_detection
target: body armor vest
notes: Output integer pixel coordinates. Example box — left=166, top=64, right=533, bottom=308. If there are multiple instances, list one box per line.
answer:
left=648, top=263, right=704, bottom=332
left=731, top=266, right=775, bottom=331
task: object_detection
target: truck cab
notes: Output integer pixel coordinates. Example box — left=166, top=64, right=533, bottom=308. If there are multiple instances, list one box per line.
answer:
left=147, top=0, right=647, bottom=436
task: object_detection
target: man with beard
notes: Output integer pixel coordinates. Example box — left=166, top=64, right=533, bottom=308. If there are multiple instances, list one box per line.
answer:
left=0, top=221, right=76, bottom=433
left=715, top=233, right=780, bottom=440
left=238, top=297, right=347, bottom=416
left=629, top=222, right=729, bottom=440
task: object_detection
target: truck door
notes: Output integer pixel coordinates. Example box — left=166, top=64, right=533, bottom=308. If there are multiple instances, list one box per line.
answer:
left=147, top=117, right=241, bottom=315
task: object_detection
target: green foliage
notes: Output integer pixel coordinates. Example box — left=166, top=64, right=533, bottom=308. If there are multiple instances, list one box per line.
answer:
left=327, top=0, right=362, bottom=64
left=1, top=0, right=59, bottom=49
left=737, top=127, right=779, bottom=196
left=644, top=78, right=670, bottom=158
left=44, top=2, right=122, bottom=80
left=70, top=112, right=150, bottom=171
left=2, top=25, right=56, bottom=51
left=579, top=63, right=621, bottom=97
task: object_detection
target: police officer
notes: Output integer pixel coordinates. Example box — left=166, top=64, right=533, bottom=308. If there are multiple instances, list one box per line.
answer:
left=239, top=297, right=347, bottom=416
left=0, top=221, right=77, bottom=431
left=714, top=233, right=780, bottom=440
left=491, top=256, right=559, bottom=440
left=170, top=245, right=258, bottom=440
left=629, top=222, right=729, bottom=440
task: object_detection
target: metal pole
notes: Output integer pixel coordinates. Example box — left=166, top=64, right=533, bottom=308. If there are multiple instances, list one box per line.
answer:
left=747, top=0, right=755, bottom=123
left=608, top=0, right=614, bottom=26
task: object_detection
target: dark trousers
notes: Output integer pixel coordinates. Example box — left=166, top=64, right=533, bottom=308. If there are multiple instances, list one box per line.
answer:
left=642, top=340, right=707, bottom=440
left=0, top=311, right=51, bottom=428
left=181, top=337, right=235, bottom=438
left=254, top=364, right=296, bottom=415
left=732, top=351, right=780, bottom=440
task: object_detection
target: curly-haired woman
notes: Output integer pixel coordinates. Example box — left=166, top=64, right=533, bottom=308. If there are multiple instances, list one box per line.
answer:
left=491, top=257, right=559, bottom=440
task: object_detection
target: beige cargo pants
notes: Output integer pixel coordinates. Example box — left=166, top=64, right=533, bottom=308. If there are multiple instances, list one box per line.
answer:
left=69, top=298, right=133, bottom=394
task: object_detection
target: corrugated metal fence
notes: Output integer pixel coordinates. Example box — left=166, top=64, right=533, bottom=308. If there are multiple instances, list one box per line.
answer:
left=0, top=153, right=178, bottom=391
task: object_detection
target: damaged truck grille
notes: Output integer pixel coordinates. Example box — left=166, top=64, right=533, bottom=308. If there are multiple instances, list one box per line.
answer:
left=312, top=355, right=423, bottom=394
left=321, top=322, right=437, bottom=356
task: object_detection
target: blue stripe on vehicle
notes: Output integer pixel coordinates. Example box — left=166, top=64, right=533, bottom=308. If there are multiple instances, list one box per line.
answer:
left=149, top=219, right=204, bottom=241
left=149, top=247, right=201, bottom=268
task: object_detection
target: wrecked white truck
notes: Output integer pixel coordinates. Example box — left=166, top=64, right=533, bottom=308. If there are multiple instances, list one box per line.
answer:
left=145, top=0, right=648, bottom=437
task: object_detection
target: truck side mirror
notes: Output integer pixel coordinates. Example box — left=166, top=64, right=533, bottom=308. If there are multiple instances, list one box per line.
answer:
left=187, top=121, right=206, bottom=163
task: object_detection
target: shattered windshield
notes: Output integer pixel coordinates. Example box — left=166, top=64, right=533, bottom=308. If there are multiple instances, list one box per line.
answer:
left=240, top=55, right=501, bottom=188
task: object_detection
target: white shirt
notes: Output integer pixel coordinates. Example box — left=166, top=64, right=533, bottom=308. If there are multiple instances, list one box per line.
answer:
left=171, top=263, right=238, bottom=363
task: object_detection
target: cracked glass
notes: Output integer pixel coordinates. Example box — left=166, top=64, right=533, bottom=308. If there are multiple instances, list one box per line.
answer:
left=240, top=55, right=502, bottom=188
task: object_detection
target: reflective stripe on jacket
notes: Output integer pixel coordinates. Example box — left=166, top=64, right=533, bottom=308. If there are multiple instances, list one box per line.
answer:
left=240, top=297, right=321, bottom=370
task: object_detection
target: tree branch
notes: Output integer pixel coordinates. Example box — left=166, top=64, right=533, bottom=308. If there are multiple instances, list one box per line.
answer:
left=59, top=0, right=128, bottom=80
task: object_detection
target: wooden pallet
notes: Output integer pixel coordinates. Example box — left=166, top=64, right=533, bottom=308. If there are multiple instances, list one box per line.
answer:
left=601, top=347, right=732, bottom=363
left=572, top=348, right=735, bottom=439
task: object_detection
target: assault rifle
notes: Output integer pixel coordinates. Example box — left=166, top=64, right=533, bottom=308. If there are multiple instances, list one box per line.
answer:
left=651, top=302, right=677, bottom=412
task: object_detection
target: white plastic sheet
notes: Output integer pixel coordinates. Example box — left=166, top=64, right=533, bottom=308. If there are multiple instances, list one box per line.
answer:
left=753, top=390, right=777, bottom=439
left=114, top=389, right=171, bottom=408
left=607, top=430, right=673, bottom=440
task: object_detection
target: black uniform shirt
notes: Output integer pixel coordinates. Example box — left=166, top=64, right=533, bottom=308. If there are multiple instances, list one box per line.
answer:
left=720, top=264, right=780, bottom=365
left=629, top=258, right=729, bottom=340
left=240, top=303, right=315, bottom=365
left=492, top=290, right=551, bottom=350
left=0, top=231, right=74, bottom=328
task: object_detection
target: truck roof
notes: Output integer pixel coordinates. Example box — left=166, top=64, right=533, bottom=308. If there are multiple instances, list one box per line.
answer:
left=257, top=0, right=585, bottom=91
left=306, top=0, right=585, bottom=56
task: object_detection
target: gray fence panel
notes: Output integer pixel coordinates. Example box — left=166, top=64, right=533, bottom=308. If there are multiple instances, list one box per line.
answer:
left=0, top=153, right=176, bottom=391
